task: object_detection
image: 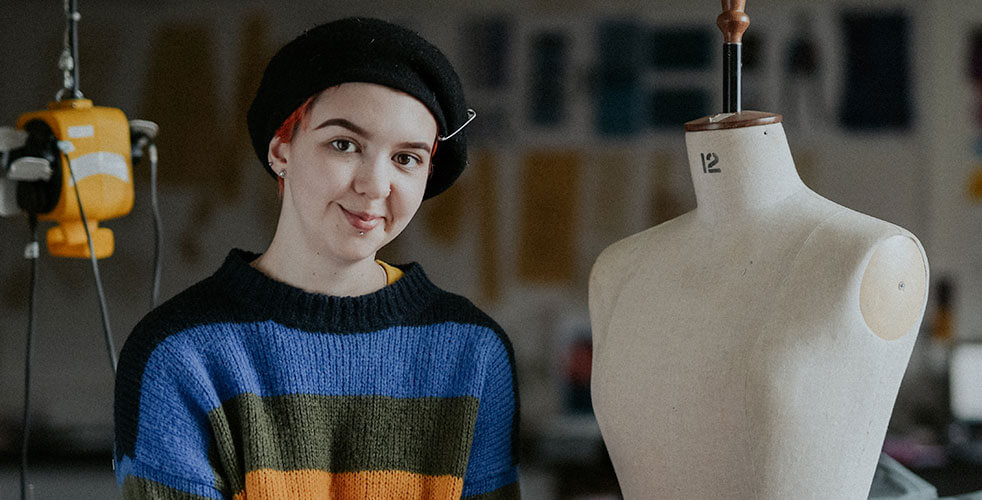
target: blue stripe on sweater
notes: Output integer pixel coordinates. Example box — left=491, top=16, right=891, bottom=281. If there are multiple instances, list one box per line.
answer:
left=463, top=339, right=519, bottom=494
left=462, top=466, right=520, bottom=498
left=131, top=321, right=513, bottom=485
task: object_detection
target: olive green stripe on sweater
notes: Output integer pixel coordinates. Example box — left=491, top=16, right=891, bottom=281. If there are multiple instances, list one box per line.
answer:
left=207, top=392, right=480, bottom=490
left=123, top=475, right=218, bottom=500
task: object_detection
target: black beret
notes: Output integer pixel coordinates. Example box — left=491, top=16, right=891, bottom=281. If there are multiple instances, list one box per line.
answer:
left=247, top=17, right=471, bottom=199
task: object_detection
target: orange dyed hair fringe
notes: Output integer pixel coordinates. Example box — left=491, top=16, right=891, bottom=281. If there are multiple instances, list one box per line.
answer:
left=272, top=96, right=317, bottom=197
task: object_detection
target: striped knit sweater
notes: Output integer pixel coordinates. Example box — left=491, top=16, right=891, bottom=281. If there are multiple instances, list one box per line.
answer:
left=113, top=249, right=521, bottom=499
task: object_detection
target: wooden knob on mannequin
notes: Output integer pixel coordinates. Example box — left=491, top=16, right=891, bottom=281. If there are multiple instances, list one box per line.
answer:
left=717, top=0, right=750, bottom=43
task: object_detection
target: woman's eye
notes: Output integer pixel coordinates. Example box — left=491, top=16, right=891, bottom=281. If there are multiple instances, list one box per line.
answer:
left=394, top=153, right=421, bottom=169
left=330, top=139, right=357, bottom=152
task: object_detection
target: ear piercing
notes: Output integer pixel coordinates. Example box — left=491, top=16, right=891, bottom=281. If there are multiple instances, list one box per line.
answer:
left=277, top=170, right=286, bottom=178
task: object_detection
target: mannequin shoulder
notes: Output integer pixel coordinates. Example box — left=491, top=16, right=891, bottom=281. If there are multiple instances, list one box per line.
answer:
left=589, top=214, right=695, bottom=343
left=858, top=229, right=928, bottom=340
left=792, top=209, right=928, bottom=341
left=590, top=213, right=695, bottom=288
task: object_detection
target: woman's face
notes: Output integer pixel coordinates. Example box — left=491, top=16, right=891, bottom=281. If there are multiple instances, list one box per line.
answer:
left=270, top=82, right=437, bottom=264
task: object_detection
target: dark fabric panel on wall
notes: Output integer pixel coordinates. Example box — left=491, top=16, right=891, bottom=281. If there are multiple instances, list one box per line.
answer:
left=593, top=20, right=643, bottom=136
left=839, top=11, right=913, bottom=130
left=647, top=28, right=713, bottom=70
left=462, top=17, right=512, bottom=89
left=529, top=32, right=568, bottom=126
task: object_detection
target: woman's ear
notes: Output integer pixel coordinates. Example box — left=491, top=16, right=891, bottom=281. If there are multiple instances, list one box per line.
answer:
left=268, top=135, right=290, bottom=170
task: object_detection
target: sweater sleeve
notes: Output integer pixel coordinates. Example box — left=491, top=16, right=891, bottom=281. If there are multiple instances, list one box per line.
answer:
left=461, top=332, right=521, bottom=500
left=114, top=330, right=226, bottom=499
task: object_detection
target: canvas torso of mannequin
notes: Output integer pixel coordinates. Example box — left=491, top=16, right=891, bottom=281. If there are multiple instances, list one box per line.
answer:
left=588, top=112, right=929, bottom=499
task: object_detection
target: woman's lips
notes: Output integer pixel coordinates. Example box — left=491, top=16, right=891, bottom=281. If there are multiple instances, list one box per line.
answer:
left=341, top=206, right=382, bottom=232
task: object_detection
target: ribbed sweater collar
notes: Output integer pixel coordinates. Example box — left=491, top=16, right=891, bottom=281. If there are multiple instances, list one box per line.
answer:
left=211, top=249, right=440, bottom=333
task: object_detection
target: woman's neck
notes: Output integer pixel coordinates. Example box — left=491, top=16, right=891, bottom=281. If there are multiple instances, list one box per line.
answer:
left=685, top=122, right=807, bottom=224
left=252, top=229, right=386, bottom=297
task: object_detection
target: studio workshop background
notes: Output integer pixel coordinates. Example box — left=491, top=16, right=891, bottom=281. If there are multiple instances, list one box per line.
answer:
left=1, top=0, right=981, bottom=498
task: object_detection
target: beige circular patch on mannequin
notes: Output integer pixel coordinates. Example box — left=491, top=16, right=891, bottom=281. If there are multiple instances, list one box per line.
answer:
left=859, top=235, right=927, bottom=341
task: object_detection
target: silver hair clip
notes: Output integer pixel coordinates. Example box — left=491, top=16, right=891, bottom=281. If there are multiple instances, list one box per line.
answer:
left=438, top=109, right=477, bottom=142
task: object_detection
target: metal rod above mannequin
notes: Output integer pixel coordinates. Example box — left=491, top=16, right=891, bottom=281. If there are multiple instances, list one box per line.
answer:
left=717, top=0, right=750, bottom=113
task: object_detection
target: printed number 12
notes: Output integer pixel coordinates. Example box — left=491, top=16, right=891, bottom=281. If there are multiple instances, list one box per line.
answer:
left=701, top=153, right=721, bottom=173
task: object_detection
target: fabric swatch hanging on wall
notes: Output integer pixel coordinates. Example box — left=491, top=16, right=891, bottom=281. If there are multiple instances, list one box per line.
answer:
left=593, top=20, right=643, bottom=136
left=839, top=11, right=913, bottom=130
left=645, top=27, right=713, bottom=128
left=529, top=32, right=568, bottom=126
left=462, top=17, right=512, bottom=90
left=647, top=27, right=713, bottom=70
left=518, top=150, right=580, bottom=284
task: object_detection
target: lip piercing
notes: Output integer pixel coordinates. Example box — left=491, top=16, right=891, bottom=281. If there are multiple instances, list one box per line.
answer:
left=359, top=231, right=365, bottom=236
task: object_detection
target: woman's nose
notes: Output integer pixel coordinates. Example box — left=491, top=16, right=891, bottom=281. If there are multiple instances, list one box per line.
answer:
left=352, top=155, right=391, bottom=199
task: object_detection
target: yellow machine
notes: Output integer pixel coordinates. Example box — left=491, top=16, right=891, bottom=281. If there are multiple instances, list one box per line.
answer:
left=16, top=99, right=134, bottom=258
left=5, top=2, right=162, bottom=498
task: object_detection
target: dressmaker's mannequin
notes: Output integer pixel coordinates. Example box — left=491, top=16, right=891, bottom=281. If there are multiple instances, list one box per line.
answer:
left=589, top=112, right=928, bottom=499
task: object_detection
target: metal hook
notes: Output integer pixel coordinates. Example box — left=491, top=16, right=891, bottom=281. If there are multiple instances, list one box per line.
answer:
left=438, top=109, right=477, bottom=142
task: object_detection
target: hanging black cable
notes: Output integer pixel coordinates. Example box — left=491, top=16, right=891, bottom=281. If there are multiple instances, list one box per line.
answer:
left=149, top=143, right=162, bottom=308
left=21, top=213, right=39, bottom=500
left=63, top=151, right=118, bottom=371
left=66, top=0, right=81, bottom=98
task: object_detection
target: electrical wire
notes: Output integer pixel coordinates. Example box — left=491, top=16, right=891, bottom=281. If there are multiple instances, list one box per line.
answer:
left=20, top=213, right=39, bottom=500
left=149, top=143, right=162, bottom=308
left=63, top=151, right=117, bottom=372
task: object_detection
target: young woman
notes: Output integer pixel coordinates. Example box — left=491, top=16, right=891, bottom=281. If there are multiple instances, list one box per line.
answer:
left=113, top=17, right=520, bottom=499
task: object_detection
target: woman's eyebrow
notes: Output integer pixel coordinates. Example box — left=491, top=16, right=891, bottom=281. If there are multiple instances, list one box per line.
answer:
left=313, top=118, right=370, bottom=138
left=399, top=141, right=433, bottom=152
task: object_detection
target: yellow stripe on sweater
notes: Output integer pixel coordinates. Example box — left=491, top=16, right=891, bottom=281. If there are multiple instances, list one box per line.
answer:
left=233, top=469, right=464, bottom=500
left=376, top=260, right=404, bottom=285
